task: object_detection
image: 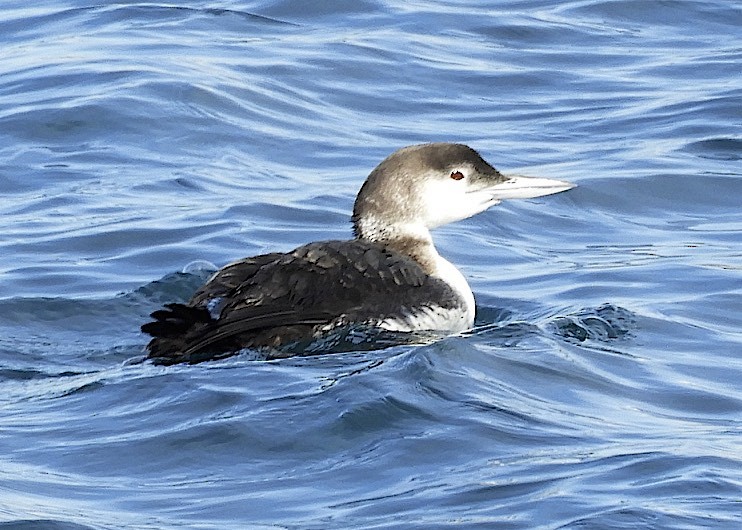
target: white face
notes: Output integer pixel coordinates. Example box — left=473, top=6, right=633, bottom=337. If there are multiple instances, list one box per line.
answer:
left=421, top=166, right=574, bottom=229
left=420, top=164, right=501, bottom=229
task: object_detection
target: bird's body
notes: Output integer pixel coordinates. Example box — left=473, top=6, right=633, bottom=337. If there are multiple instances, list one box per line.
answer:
left=142, top=143, right=573, bottom=364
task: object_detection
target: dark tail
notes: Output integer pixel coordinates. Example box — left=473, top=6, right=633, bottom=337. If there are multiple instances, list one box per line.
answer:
left=141, top=303, right=215, bottom=365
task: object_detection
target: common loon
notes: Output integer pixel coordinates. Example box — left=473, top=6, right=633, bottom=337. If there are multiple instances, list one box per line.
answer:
left=142, top=143, right=573, bottom=364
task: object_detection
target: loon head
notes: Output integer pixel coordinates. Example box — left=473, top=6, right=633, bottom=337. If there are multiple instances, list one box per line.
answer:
left=352, top=143, right=574, bottom=241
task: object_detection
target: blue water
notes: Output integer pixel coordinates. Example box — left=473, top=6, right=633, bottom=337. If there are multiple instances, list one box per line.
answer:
left=1, top=1, right=741, bottom=528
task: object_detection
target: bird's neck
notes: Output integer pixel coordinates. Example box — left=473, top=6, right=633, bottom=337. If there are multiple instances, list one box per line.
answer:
left=354, top=215, right=439, bottom=275
left=353, top=214, right=475, bottom=324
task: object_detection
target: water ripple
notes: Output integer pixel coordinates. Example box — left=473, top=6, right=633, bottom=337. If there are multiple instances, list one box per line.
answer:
left=1, top=0, right=741, bottom=528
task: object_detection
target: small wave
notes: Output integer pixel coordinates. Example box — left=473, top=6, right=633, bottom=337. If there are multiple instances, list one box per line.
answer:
left=128, top=268, right=214, bottom=306
left=683, top=137, right=742, bottom=161
left=0, top=521, right=97, bottom=530
left=550, top=303, right=635, bottom=342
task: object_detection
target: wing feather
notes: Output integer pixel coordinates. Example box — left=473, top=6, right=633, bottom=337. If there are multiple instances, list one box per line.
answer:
left=143, top=240, right=456, bottom=363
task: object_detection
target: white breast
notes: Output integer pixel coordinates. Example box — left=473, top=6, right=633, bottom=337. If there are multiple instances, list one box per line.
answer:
left=378, top=304, right=471, bottom=333
left=378, top=253, right=475, bottom=334
left=431, top=253, right=475, bottom=324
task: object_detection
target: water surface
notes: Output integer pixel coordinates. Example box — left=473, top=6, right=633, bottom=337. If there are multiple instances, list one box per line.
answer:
left=1, top=1, right=740, bottom=528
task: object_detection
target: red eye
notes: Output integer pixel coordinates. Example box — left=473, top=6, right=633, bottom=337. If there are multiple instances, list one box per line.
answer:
left=450, top=171, right=464, bottom=181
